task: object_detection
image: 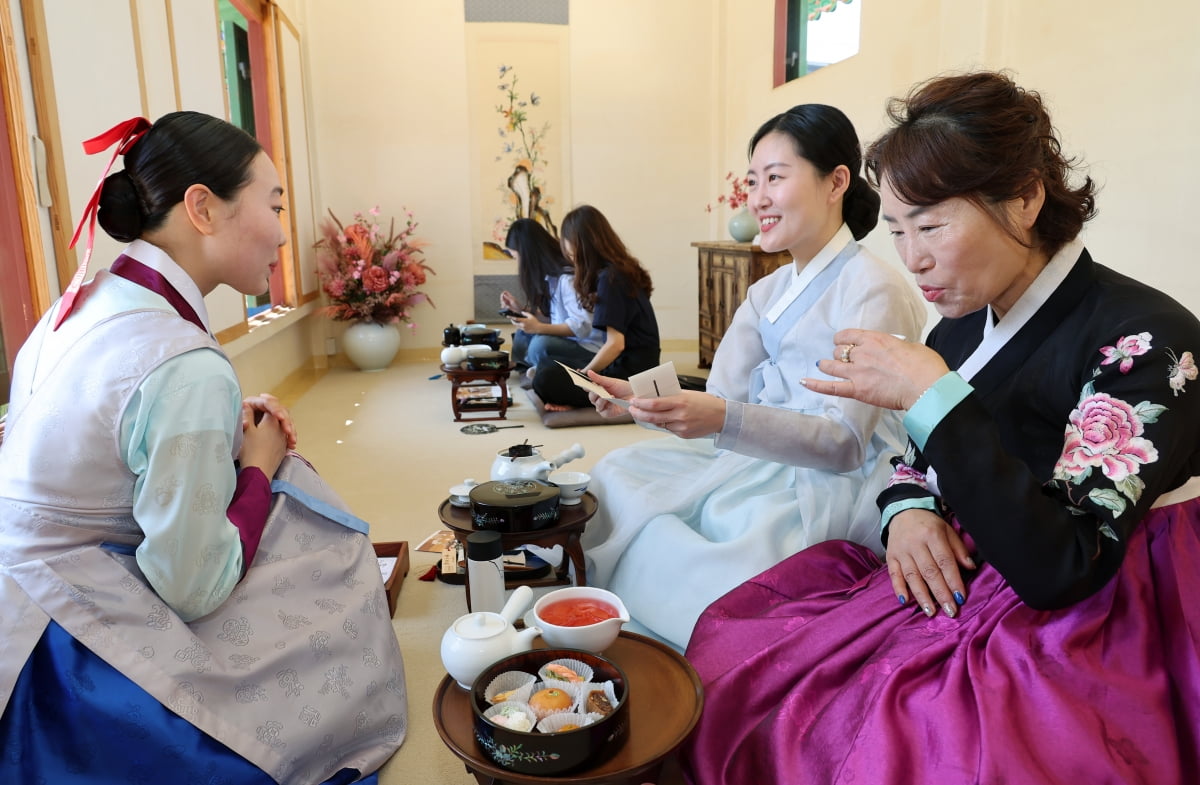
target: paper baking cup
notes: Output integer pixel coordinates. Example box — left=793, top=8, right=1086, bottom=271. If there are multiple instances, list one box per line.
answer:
left=484, top=670, right=537, bottom=705
left=483, top=700, right=537, bottom=733
left=537, top=712, right=599, bottom=734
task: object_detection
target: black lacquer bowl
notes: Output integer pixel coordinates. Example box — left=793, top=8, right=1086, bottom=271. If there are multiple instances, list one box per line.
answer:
left=470, top=648, right=629, bottom=775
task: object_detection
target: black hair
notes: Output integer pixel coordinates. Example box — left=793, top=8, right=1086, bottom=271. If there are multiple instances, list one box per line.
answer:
left=97, top=111, right=262, bottom=242
left=748, top=104, right=880, bottom=240
left=504, top=218, right=571, bottom=313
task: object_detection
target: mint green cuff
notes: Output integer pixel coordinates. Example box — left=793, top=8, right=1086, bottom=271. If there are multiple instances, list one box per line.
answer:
left=880, top=497, right=940, bottom=533
left=902, top=372, right=974, bottom=451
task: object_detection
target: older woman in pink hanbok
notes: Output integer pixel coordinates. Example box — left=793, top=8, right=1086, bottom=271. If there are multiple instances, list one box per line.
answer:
left=682, top=71, right=1200, bottom=785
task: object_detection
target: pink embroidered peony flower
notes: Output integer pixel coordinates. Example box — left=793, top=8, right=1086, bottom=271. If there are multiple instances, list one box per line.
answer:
left=361, top=265, right=390, bottom=293
left=1054, top=392, right=1158, bottom=482
left=887, top=464, right=929, bottom=489
left=1099, top=332, right=1152, bottom=374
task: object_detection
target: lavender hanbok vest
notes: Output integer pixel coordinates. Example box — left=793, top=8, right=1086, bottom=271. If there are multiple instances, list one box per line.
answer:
left=0, top=272, right=407, bottom=783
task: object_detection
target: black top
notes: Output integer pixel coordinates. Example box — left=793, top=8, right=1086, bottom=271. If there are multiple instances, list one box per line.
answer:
left=591, top=267, right=660, bottom=354
left=878, top=250, right=1200, bottom=609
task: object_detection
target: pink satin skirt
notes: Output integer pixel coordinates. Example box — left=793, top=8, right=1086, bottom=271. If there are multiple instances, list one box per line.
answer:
left=682, top=496, right=1200, bottom=785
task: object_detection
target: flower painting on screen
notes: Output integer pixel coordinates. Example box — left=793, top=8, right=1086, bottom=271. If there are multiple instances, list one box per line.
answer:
left=483, top=64, right=558, bottom=259
left=314, top=207, right=435, bottom=326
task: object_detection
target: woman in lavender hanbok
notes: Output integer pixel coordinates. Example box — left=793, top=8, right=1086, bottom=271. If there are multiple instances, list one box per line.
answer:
left=0, top=112, right=406, bottom=784
left=683, top=71, right=1200, bottom=785
left=581, top=105, right=925, bottom=650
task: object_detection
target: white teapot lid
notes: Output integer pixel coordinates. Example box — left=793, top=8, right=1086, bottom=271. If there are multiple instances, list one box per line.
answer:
left=452, top=612, right=507, bottom=639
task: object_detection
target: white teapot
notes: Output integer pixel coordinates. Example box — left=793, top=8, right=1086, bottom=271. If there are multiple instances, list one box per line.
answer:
left=440, top=585, right=541, bottom=689
left=490, top=441, right=585, bottom=483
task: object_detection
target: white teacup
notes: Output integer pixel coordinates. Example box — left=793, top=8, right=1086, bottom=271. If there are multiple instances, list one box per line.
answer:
left=532, top=586, right=630, bottom=653
left=548, top=471, right=590, bottom=506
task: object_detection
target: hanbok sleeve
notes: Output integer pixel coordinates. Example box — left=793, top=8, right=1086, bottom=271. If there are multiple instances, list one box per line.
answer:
left=120, top=349, right=248, bottom=621
left=920, top=314, right=1200, bottom=609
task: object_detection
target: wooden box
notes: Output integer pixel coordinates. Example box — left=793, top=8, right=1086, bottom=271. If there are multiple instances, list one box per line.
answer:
left=372, top=540, right=410, bottom=617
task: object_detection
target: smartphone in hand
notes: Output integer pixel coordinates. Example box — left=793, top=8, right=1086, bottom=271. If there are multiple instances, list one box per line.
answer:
left=499, top=308, right=524, bottom=319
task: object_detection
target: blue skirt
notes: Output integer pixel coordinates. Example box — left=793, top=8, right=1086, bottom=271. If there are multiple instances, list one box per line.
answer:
left=0, top=621, right=378, bottom=784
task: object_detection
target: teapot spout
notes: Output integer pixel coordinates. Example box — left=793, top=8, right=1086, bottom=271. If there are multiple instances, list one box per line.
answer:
left=515, top=625, right=543, bottom=651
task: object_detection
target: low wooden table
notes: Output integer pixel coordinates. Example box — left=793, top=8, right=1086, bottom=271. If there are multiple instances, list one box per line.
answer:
left=432, top=631, right=704, bottom=784
left=438, top=492, right=597, bottom=610
left=443, top=363, right=515, bottom=421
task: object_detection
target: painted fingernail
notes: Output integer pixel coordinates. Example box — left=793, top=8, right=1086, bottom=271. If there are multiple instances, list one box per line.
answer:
left=897, top=594, right=906, bottom=605
left=953, top=591, right=966, bottom=605
left=922, top=604, right=934, bottom=617
left=942, top=602, right=956, bottom=618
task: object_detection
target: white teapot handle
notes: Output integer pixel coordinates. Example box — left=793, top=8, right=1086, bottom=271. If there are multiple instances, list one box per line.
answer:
left=550, top=443, right=585, bottom=469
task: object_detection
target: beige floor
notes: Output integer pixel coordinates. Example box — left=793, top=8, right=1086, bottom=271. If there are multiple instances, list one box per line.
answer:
left=282, top=347, right=703, bottom=784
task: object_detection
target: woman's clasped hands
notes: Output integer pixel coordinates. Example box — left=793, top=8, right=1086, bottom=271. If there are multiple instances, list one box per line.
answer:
left=239, top=393, right=295, bottom=479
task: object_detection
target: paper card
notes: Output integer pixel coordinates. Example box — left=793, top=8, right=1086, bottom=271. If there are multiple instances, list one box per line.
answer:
left=440, top=543, right=460, bottom=575
left=377, top=556, right=398, bottom=583
left=555, top=362, right=631, bottom=408
left=628, top=361, right=682, bottom=399
left=417, top=529, right=458, bottom=553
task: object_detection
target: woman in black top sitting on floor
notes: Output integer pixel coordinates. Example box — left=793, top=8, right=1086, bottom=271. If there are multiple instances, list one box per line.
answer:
left=532, top=204, right=660, bottom=410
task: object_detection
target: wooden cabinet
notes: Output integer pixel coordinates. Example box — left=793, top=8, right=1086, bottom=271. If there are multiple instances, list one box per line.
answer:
left=692, top=241, right=791, bottom=368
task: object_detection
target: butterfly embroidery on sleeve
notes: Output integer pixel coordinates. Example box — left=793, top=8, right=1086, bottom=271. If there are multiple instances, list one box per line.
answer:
left=1167, top=349, right=1196, bottom=397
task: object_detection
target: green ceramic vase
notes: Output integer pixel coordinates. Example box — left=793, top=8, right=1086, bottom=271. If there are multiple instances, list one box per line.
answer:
left=727, top=208, right=758, bottom=243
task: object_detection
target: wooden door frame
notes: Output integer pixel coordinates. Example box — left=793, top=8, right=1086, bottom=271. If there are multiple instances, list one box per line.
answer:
left=0, top=0, right=50, bottom=369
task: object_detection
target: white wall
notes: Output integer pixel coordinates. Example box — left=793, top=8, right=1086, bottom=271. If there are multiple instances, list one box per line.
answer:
left=24, top=0, right=1200, bottom=387
left=721, top=0, right=1200, bottom=317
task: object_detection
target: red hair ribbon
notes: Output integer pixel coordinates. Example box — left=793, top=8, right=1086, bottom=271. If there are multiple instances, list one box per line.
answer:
left=53, top=116, right=151, bottom=330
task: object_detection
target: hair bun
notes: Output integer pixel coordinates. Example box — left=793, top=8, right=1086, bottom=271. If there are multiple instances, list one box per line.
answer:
left=843, top=174, right=880, bottom=240
left=96, top=169, right=145, bottom=242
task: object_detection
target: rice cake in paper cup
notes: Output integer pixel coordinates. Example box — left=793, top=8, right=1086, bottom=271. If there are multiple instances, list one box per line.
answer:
left=537, top=711, right=604, bottom=734
left=483, top=701, right=536, bottom=733
left=538, top=657, right=593, bottom=685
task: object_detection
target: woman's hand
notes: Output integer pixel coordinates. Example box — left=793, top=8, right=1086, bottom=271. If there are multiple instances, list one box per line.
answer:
left=510, top=312, right=540, bottom=333
left=584, top=371, right=634, bottom=418
left=802, top=330, right=949, bottom=411
left=238, top=405, right=288, bottom=479
left=885, top=508, right=976, bottom=618
left=628, top=391, right=726, bottom=439
left=499, top=290, right=522, bottom=312
left=242, top=393, right=298, bottom=449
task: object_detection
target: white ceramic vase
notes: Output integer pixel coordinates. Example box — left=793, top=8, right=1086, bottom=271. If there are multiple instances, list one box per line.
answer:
left=342, top=321, right=402, bottom=372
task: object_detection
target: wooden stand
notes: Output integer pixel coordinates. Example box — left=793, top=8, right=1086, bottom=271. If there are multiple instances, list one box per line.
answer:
left=441, top=363, right=514, bottom=421
left=437, top=493, right=597, bottom=611
left=433, top=631, right=704, bottom=784
left=693, top=241, right=791, bottom=368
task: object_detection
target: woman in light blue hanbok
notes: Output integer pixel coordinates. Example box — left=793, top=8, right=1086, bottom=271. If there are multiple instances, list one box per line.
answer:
left=582, top=105, right=926, bottom=650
